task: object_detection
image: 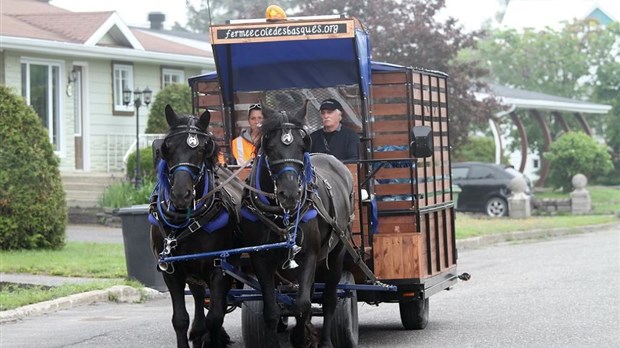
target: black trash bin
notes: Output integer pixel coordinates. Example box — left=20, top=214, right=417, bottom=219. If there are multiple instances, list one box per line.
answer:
left=116, top=205, right=167, bottom=291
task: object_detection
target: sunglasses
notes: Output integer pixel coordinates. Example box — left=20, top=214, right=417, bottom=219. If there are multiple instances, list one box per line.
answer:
left=249, top=103, right=262, bottom=111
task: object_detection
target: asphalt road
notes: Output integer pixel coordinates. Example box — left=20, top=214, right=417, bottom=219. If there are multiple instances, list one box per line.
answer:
left=2, top=225, right=619, bottom=347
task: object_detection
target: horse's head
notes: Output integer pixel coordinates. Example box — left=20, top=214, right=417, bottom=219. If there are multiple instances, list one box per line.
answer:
left=257, top=100, right=312, bottom=211
left=160, top=104, right=218, bottom=210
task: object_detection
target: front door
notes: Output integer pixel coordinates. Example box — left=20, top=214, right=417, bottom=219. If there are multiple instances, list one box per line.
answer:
left=73, top=67, right=84, bottom=170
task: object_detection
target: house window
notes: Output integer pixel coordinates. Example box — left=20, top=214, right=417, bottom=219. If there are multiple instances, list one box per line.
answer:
left=113, top=63, right=133, bottom=112
left=21, top=60, right=61, bottom=151
left=533, top=159, right=540, bottom=169
left=162, top=68, right=184, bottom=87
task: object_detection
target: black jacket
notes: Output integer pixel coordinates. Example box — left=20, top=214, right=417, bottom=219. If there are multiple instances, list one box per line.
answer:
left=310, top=125, right=360, bottom=162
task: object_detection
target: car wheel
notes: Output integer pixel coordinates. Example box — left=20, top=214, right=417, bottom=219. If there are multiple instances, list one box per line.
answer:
left=486, top=197, right=507, bottom=217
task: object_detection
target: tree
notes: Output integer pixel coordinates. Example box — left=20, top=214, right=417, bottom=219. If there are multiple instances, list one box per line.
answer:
left=476, top=21, right=617, bottom=99
left=186, top=0, right=497, bottom=148
left=453, top=136, right=498, bottom=163
left=299, top=0, right=496, bottom=148
left=591, top=24, right=620, bottom=173
left=545, top=132, right=613, bottom=192
left=470, top=20, right=619, bottom=176
left=145, top=83, right=192, bottom=134
left=474, top=21, right=617, bottom=143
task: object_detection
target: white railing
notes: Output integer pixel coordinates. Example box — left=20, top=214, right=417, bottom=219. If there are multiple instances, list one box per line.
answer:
left=92, top=133, right=165, bottom=172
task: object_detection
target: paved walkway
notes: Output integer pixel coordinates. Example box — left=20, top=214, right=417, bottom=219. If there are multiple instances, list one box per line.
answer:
left=65, top=224, right=123, bottom=244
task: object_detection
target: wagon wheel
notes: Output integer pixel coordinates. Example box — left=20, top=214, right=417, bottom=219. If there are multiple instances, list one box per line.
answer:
left=399, top=297, right=429, bottom=330
left=330, top=271, right=359, bottom=348
left=241, top=292, right=288, bottom=347
left=241, top=300, right=267, bottom=348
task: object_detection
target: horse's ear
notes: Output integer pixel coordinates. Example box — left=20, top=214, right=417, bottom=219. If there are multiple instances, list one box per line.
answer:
left=261, top=105, right=277, bottom=119
left=198, top=109, right=211, bottom=131
left=165, top=104, right=178, bottom=127
left=293, top=99, right=309, bottom=121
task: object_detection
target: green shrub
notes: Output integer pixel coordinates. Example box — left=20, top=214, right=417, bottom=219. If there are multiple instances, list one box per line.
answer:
left=453, top=136, right=497, bottom=162
left=98, top=179, right=155, bottom=209
left=545, top=132, right=613, bottom=192
left=126, top=147, right=157, bottom=182
left=145, top=84, right=192, bottom=133
left=0, top=86, right=67, bottom=250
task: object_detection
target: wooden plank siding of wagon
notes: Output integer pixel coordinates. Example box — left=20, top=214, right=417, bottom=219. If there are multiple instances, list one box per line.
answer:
left=367, top=68, right=457, bottom=295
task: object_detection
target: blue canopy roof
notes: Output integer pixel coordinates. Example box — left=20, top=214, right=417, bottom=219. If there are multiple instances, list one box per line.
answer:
left=188, top=59, right=408, bottom=106
left=187, top=19, right=412, bottom=105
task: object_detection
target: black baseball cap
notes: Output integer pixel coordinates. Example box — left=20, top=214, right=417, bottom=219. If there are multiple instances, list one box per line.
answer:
left=319, top=98, right=343, bottom=112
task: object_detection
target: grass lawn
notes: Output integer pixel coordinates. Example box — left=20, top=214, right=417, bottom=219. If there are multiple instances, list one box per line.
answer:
left=455, top=214, right=617, bottom=239
left=0, top=279, right=140, bottom=311
left=0, top=242, right=127, bottom=278
left=0, top=242, right=134, bottom=311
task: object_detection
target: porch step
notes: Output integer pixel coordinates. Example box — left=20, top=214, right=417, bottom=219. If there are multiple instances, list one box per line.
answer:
left=61, top=172, right=119, bottom=208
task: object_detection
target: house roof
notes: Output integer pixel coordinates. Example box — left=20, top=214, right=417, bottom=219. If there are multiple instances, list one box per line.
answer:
left=484, top=83, right=612, bottom=114
left=6, top=12, right=113, bottom=43
left=1, top=0, right=212, bottom=66
left=502, top=0, right=619, bottom=30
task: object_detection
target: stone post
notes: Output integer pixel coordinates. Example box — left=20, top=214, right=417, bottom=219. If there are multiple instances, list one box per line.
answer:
left=570, top=174, right=591, bottom=214
left=508, top=176, right=531, bottom=218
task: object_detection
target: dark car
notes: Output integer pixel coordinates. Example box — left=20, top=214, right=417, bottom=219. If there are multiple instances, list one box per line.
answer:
left=451, top=162, right=532, bottom=217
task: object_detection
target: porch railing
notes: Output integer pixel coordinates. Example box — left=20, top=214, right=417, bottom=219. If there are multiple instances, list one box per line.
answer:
left=92, top=133, right=165, bottom=172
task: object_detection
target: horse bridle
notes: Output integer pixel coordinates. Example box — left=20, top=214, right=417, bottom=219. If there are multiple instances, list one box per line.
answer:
left=164, top=116, right=216, bottom=186
left=261, top=122, right=313, bottom=210
left=154, top=117, right=218, bottom=227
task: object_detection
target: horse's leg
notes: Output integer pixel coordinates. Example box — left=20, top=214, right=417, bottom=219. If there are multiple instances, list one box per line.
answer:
left=319, top=244, right=345, bottom=348
left=290, top=251, right=319, bottom=348
left=252, top=253, right=281, bottom=348
left=164, top=273, right=191, bottom=348
left=187, top=281, right=207, bottom=347
left=204, top=266, right=233, bottom=347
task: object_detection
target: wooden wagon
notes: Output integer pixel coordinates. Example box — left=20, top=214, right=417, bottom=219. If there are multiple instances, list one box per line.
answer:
left=173, top=12, right=466, bottom=344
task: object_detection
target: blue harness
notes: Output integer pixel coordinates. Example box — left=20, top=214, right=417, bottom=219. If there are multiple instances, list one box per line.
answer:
left=240, top=154, right=317, bottom=223
left=149, top=159, right=230, bottom=233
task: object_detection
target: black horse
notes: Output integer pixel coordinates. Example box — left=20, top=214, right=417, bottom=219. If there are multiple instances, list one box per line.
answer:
left=149, top=105, right=241, bottom=348
left=240, top=102, right=355, bottom=347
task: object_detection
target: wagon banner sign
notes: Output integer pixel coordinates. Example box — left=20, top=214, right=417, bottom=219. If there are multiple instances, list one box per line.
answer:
left=210, top=20, right=355, bottom=44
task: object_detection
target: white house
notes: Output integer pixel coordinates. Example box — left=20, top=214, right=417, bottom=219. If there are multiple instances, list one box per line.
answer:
left=1, top=0, right=215, bottom=174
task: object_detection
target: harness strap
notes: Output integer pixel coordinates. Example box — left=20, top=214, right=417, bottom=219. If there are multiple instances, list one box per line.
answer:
left=195, top=161, right=258, bottom=206
left=173, top=198, right=226, bottom=243
left=242, top=192, right=315, bottom=237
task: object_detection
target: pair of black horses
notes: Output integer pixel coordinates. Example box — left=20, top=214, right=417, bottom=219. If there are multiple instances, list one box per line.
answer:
left=150, top=104, right=354, bottom=348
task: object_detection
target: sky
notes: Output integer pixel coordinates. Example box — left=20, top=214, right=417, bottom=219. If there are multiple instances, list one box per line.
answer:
left=49, top=0, right=501, bottom=31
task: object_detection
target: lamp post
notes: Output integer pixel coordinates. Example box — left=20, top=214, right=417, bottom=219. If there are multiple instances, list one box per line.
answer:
left=123, top=86, right=152, bottom=188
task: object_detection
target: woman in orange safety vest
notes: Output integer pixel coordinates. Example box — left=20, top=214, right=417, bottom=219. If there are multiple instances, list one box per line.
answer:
left=231, top=103, right=263, bottom=165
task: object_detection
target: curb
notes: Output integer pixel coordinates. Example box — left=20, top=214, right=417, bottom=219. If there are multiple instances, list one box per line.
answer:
left=456, top=221, right=619, bottom=250
left=0, top=285, right=168, bottom=323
